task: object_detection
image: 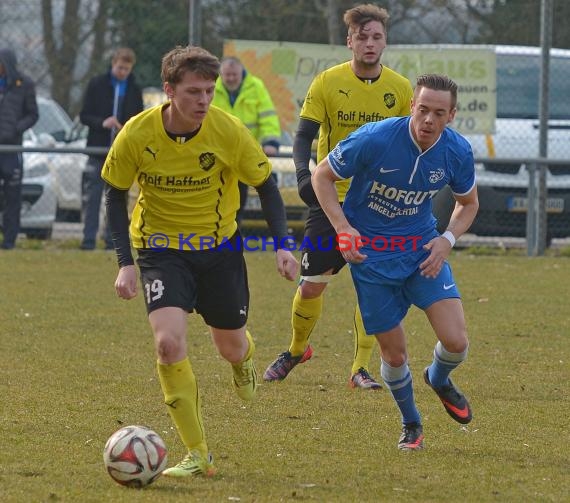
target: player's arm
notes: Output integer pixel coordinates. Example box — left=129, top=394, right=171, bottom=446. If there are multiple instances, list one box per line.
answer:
left=294, top=118, right=320, bottom=207
left=421, top=186, right=479, bottom=278
left=254, top=176, right=299, bottom=280
left=446, top=186, right=479, bottom=241
left=105, top=184, right=133, bottom=267
left=105, top=183, right=138, bottom=298
left=312, top=158, right=366, bottom=264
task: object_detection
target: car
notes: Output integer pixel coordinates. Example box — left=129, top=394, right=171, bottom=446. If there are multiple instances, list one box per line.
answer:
left=28, top=96, right=88, bottom=223
left=1, top=148, right=58, bottom=240
left=433, top=45, right=570, bottom=241
left=0, top=96, right=88, bottom=240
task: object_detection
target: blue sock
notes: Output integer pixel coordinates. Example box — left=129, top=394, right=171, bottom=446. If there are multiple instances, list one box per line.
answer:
left=381, top=359, right=421, bottom=426
left=427, top=341, right=468, bottom=387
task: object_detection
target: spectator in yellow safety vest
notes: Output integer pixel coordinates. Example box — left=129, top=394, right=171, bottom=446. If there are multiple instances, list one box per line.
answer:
left=213, top=57, right=281, bottom=222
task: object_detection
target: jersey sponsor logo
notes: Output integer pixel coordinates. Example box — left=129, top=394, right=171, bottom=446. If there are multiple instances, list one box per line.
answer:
left=337, top=110, right=386, bottom=123
left=383, top=93, right=396, bottom=109
left=379, top=167, right=399, bottom=174
left=369, top=182, right=439, bottom=205
left=144, top=146, right=158, bottom=160
left=138, top=172, right=211, bottom=189
left=338, top=88, right=351, bottom=98
left=367, top=201, right=419, bottom=218
left=429, top=168, right=445, bottom=183
left=443, top=283, right=456, bottom=290
left=199, top=152, right=216, bottom=171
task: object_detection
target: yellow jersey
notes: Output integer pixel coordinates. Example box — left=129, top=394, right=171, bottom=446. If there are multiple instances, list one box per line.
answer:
left=300, top=61, right=413, bottom=201
left=102, top=104, right=272, bottom=250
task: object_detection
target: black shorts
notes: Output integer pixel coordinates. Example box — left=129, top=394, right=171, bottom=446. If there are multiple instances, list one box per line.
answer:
left=299, top=206, right=346, bottom=277
left=136, top=233, right=249, bottom=329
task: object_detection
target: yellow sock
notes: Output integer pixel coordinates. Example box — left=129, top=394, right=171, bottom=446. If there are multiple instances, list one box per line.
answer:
left=157, top=358, right=208, bottom=458
left=351, top=305, right=376, bottom=374
left=289, top=289, right=323, bottom=356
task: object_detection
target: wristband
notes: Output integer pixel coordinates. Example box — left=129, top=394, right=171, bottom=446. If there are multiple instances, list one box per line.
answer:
left=441, top=230, right=456, bottom=248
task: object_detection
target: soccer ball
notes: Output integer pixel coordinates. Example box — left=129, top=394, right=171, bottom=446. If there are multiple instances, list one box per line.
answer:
left=103, top=425, right=168, bottom=488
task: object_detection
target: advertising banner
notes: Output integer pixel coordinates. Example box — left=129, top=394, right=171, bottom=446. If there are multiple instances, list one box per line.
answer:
left=224, top=40, right=496, bottom=135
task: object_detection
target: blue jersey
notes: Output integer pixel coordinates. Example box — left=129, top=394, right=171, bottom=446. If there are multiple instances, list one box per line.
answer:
left=328, top=116, right=475, bottom=261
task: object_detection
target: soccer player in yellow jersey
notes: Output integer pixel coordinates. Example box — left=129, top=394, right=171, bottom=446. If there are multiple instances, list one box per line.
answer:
left=264, top=4, right=413, bottom=388
left=102, top=45, right=298, bottom=478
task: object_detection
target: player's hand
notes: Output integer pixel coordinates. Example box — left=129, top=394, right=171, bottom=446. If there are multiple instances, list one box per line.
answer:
left=337, top=227, right=367, bottom=264
left=276, top=249, right=299, bottom=281
left=420, top=236, right=452, bottom=278
left=115, top=265, right=138, bottom=299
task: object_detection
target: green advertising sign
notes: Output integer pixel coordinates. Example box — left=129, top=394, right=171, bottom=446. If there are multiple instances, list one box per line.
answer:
left=224, top=40, right=496, bottom=135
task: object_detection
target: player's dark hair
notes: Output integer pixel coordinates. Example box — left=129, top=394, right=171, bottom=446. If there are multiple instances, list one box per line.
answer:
left=344, top=4, right=389, bottom=35
left=415, top=74, right=458, bottom=108
left=161, top=45, right=220, bottom=85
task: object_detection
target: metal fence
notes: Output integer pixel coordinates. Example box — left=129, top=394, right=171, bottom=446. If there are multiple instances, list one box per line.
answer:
left=2, top=143, right=569, bottom=252
left=1, top=0, right=569, bottom=252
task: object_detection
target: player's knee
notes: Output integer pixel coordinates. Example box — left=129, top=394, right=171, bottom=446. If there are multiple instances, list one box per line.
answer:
left=299, top=281, right=326, bottom=298
left=380, top=349, right=407, bottom=368
left=155, top=333, right=185, bottom=362
left=441, top=334, right=469, bottom=354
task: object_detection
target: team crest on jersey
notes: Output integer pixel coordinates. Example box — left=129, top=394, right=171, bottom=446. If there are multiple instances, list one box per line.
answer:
left=383, top=93, right=396, bottom=109
left=429, top=168, right=445, bottom=183
left=199, top=152, right=216, bottom=171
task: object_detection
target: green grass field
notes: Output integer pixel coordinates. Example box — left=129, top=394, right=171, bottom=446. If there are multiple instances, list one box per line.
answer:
left=1, top=247, right=568, bottom=502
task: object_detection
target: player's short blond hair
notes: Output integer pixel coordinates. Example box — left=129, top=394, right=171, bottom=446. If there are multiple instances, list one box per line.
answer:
left=161, top=45, right=220, bottom=85
left=344, top=4, right=389, bottom=36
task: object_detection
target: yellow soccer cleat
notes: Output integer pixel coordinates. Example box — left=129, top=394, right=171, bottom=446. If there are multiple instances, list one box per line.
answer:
left=231, top=357, right=258, bottom=401
left=162, top=450, right=216, bottom=478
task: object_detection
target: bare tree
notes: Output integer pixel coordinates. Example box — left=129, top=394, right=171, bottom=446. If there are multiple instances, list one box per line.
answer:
left=41, top=0, right=79, bottom=111
left=313, top=0, right=342, bottom=45
left=41, top=0, right=111, bottom=115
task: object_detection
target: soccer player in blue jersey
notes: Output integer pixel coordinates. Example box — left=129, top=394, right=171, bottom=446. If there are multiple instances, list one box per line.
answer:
left=312, top=74, right=479, bottom=450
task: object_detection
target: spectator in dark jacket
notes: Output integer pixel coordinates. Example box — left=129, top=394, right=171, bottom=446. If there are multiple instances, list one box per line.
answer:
left=0, top=48, right=39, bottom=250
left=79, top=47, right=143, bottom=250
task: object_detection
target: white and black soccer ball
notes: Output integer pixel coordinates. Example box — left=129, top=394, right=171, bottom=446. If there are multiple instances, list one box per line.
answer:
left=103, top=425, right=168, bottom=488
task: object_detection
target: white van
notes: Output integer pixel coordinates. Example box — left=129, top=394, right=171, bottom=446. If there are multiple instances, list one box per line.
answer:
left=434, top=45, right=570, bottom=240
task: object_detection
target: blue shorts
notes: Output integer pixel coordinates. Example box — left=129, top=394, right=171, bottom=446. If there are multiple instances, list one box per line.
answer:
left=349, top=252, right=460, bottom=334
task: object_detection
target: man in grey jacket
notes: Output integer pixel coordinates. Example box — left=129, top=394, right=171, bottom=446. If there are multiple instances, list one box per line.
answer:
left=0, top=48, right=38, bottom=250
